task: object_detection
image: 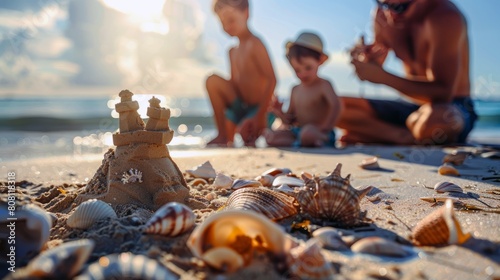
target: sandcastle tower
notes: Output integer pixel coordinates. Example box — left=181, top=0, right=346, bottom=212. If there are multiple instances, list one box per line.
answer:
left=77, top=90, right=188, bottom=210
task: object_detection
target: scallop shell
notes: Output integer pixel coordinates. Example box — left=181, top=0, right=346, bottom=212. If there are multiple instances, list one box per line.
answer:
left=434, top=182, right=463, bottom=193
left=231, top=179, right=261, bottom=190
left=359, top=157, right=380, bottom=170
left=212, top=173, right=233, bottom=189
left=438, top=164, right=460, bottom=176
left=144, top=202, right=195, bottom=236
left=312, top=227, right=349, bottom=251
left=351, top=237, right=409, bottom=257
left=272, top=175, right=304, bottom=187
left=187, top=210, right=292, bottom=270
left=411, top=199, right=471, bottom=246
left=75, top=252, right=177, bottom=280
left=442, top=151, right=468, bottom=165
left=287, top=239, right=336, bottom=280
left=67, top=199, right=117, bottom=229
left=295, top=163, right=372, bottom=226
left=201, top=247, right=245, bottom=272
left=255, top=174, right=275, bottom=187
left=225, top=187, right=298, bottom=220
left=186, top=161, right=217, bottom=179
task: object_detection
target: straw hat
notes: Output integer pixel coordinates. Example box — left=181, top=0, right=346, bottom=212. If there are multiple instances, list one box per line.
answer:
left=286, top=32, right=328, bottom=59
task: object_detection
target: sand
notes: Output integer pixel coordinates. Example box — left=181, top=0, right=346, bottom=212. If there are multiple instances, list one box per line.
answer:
left=1, top=145, right=499, bottom=279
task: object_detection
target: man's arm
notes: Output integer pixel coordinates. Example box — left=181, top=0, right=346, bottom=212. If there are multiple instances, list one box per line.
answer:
left=254, top=39, right=276, bottom=119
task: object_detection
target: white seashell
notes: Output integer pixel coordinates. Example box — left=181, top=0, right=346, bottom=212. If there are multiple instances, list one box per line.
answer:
left=201, top=247, right=245, bottom=272
left=144, top=202, right=195, bottom=236
left=272, top=175, right=304, bottom=187
left=26, top=239, right=94, bottom=278
left=212, top=173, right=233, bottom=189
left=351, top=237, right=409, bottom=257
left=75, top=252, right=177, bottom=280
left=274, top=184, right=296, bottom=195
left=312, top=227, right=349, bottom=251
left=231, top=179, right=261, bottom=190
left=434, top=182, right=463, bottom=193
left=359, top=157, right=380, bottom=170
left=67, top=199, right=117, bottom=229
left=186, top=161, right=217, bottom=179
left=255, top=174, right=275, bottom=187
left=121, top=168, right=143, bottom=184
left=287, top=239, right=336, bottom=280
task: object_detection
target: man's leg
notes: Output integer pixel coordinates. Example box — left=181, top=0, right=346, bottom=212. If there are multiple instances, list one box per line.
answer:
left=206, top=74, right=237, bottom=146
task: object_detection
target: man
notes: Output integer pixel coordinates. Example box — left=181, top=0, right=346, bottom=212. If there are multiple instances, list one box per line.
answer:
left=339, top=0, right=477, bottom=145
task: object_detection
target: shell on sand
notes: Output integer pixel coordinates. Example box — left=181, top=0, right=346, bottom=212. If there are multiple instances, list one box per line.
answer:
left=186, top=161, right=217, bottom=179
left=434, top=182, right=463, bottom=193
left=121, top=168, right=143, bottom=184
left=212, top=173, right=233, bottom=189
left=274, top=184, right=296, bottom=195
left=255, top=174, right=275, bottom=187
left=67, top=199, right=117, bottom=229
left=231, top=179, right=262, bottom=190
left=359, top=157, right=380, bottom=170
left=287, top=239, right=336, bottom=280
left=190, top=178, right=208, bottom=187
left=437, top=164, right=460, bottom=176
left=312, top=227, right=349, bottom=251
left=225, top=187, right=298, bottom=220
left=411, top=199, right=471, bottom=246
left=351, top=237, right=409, bottom=257
left=144, top=202, right=195, bottom=236
left=261, top=167, right=292, bottom=177
left=75, top=252, right=177, bottom=280
left=442, top=151, right=468, bottom=166
left=295, top=163, right=372, bottom=226
left=272, top=175, right=304, bottom=187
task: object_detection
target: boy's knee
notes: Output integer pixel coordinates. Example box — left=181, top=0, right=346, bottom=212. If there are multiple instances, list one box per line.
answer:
left=299, top=125, right=320, bottom=147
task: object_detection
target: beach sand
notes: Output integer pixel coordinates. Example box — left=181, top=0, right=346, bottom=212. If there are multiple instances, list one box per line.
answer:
left=1, top=145, right=499, bottom=279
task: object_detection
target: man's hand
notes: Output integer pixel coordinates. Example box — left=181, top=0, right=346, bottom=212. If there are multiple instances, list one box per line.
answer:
left=239, top=116, right=266, bottom=146
left=349, top=35, right=388, bottom=66
left=351, top=59, right=386, bottom=84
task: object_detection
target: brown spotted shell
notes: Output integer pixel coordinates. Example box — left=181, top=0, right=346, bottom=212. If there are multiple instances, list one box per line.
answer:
left=295, top=163, right=372, bottom=227
left=287, top=239, right=336, bottom=280
left=225, top=187, right=298, bottom=220
left=144, top=202, right=195, bottom=236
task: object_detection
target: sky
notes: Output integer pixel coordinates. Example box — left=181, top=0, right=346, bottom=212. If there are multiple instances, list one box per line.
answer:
left=0, top=0, right=499, bottom=100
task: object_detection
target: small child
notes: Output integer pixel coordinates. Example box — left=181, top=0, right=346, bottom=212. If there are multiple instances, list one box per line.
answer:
left=206, top=0, right=276, bottom=147
left=265, top=32, right=342, bottom=147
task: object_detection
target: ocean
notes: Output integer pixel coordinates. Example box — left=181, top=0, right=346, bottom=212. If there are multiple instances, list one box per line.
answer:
left=1, top=95, right=499, bottom=162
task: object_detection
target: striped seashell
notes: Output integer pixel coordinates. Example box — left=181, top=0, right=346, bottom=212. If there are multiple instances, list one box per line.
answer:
left=255, top=174, right=275, bottom=187
left=312, top=227, right=349, bottom=251
left=287, top=239, right=336, bottom=280
left=186, top=161, right=216, bottom=179
left=212, top=173, right=233, bottom=189
left=434, top=181, right=463, bottom=193
left=231, top=179, right=261, bottom=190
left=261, top=167, right=292, bottom=177
left=295, top=163, right=372, bottom=227
left=144, top=202, right=195, bottom=236
left=351, top=237, right=409, bottom=257
left=75, top=252, right=177, bottom=280
left=201, top=247, right=245, bottom=272
left=359, top=157, right=380, bottom=170
left=225, top=187, right=298, bottom=220
left=272, top=175, right=304, bottom=187
left=442, top=151, right=468, bottom=165
left=25, top=239, right=94, bottom=279
left=411, top=199, right=471, bottom=246
left=67, top=199, right=117, bottom=229
left=437, top=164, right=460, bottom=176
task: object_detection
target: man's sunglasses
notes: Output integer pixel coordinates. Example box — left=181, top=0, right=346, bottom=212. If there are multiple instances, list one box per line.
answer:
left=375, top=0, right=413, bottom=14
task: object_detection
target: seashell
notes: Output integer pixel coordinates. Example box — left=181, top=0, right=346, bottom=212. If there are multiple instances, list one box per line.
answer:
left=359, top=157, right=380, bottom=170
left=287, top=239, right=336, bottom=280
left=24, top=239, right=94, bottom=278
left=231, top=179, right=261, bottom=190
left=212, top=173, right=233, bottom=189
left=437, top=164, right=460, bottom=176
left=301, top=172, right=313, bottom=180
left=190, top=178, right=208, bottom=187
left=351, top=237, right=409, bottom=257
left=312, top=227, right=349, bottom=251
left=272, top=175, right=304, bottom=187
left=67, top=199, right=117, bottom=229
left=75, top=252, right=177, bottom=280
left=480, top=151, right=500, bottom=159
left=274, top=184, right=296, bottom=195
left=411, top=199, right=471, bottom=246
left=442, top=151, right=468, bottom=165
left=295, top=163, right=372, bottom=227
left=186, top=161, right=217, bottom=179
left=225, top=187, right=298, bottom=220
left=121, top=168, right=143, bottom=184
left=187, top=210, right=292, bottom=270
left=433, top=181, right=463, bottom=193
left=255, top=174, right=275, bottom=187
left=201, top=247, right=245, bottom=272
left=205, top=192, right=217, bottom=201
left=261, top=167, right=292, bottom=177
left=144, top=202, right=195, bottom=236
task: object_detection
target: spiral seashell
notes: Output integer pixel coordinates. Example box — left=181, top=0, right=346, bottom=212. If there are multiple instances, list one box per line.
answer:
left=255, top=174, right=275, bottom=187
left=287, top=239, right=336, bottom=280
left=437, top=164, right=460, bottom=176
left=201, top=247, right=245, bottom=272
left=442, top=151, right=468, bottom=165
left=272, top=175, right=304, bottom=187
left=434, top=182, right=463, bottom=193
left=75, top=252, right=177, bottom=280
left=359, top=157, right=380, bottom=170
left=225, top=187, right=298, bottom=220
left=186, top=161, right=217, bottom=179
left=295, top=163, right=372, bottom=227
left=411, top=199, right=471, bottom=246
left=312, top=227, right=349, bottom=251
left=351, top=237, right=409, bottom=257
left=144, top=202, right=195, bottom=236
left=212, top=173, right=233, bottom=189
left=231, top=179, right=261, bottom=190
left=67, top=199, right=117, bottom=229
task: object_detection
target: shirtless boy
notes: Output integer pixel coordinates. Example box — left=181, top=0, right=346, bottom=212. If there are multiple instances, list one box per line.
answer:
left=265, top=32, right=342, bottom=147
left=206, top=0, right=276, bottom=146
left=339, top=0, right=477, bottom=145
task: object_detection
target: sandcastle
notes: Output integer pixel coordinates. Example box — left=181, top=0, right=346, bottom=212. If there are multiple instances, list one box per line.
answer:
left=76, top=90, right=189, bottom=210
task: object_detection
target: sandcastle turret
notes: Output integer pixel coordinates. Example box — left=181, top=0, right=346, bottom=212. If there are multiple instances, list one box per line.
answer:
left=115, top=90, right=145, bottom=133
left=145, top=96, right=171, bottom=131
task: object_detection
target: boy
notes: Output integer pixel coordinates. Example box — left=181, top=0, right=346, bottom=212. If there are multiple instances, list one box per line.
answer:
left=206, top=0, right=276, bottom=147
left=265, top=32, right=342, bottom=147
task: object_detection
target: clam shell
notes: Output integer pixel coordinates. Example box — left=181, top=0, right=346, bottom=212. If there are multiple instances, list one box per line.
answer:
left=351, top=237, right=409, bottom=257
left=295, top=163, right=372, bottom=226
left=212, top=173, right=233, bottom=189
left=261, top=167, right=292, bottom=177
left=144, top=202, right=195, bottom=236
left=201, top=247, right=244, bottom=272
left=287, top=239, right=336, bottom=280
left=231, top=179, right=261, bottom=190
left=442, top=151, right=468, bottom=165
left=412, top=199, right=471, bottom=246
left=75, top=252, right=177, bottom=280
left=272, top=175, right=304, bottom=187
left=67, top=199, right=117, bottom=229
left=225, top=187, right=298, bottom=220
left=186, top=161, right=217, bottom=179
left=312, top=227, right=349, bottom=251
left=255, top=174, right=275, bottom=187
left=274, top=184, right=296, bottom=195
left=359, top=157, right=380, bottom=170
left=434, top=181, right=463, bottom=193
left=437, top=164, right=460, bottom=176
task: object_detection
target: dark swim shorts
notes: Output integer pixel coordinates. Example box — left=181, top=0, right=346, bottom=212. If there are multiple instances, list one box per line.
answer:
left=368, top=97, right=477, bottom=143
left=225, top=97, right=276, bottom=126
left=290, top=126, right=336, bottom=148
